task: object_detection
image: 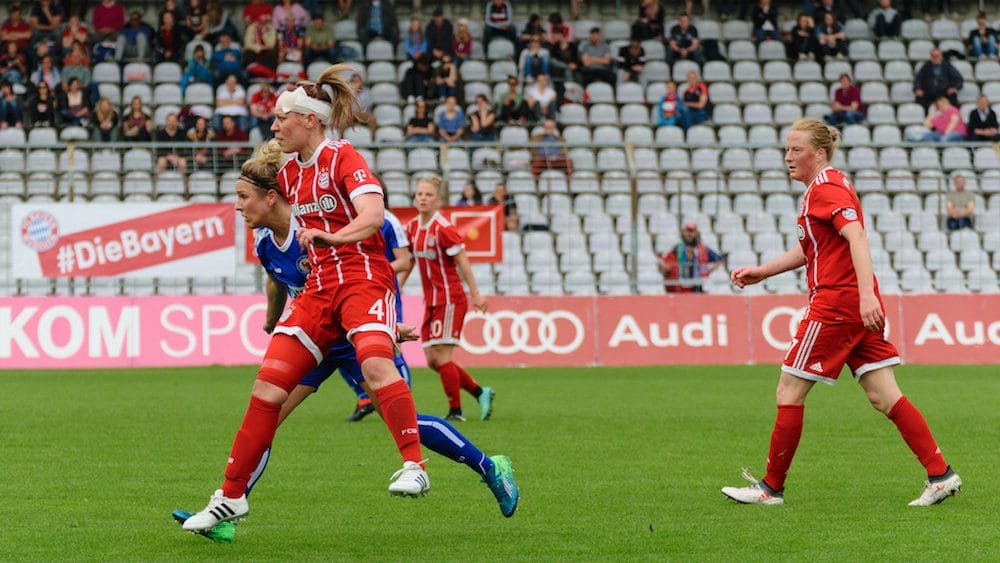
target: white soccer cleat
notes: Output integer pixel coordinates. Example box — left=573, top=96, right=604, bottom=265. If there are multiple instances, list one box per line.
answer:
left=908, top=471, right=962, bottom=506
left=388, top=461, right=430, bottom=497
left=181, top=489, right=249, bottom=531
left=721, top=468, right=785, bottom=505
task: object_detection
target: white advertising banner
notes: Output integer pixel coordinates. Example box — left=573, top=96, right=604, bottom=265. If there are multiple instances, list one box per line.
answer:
left=11, top=203, right=236, bottom=279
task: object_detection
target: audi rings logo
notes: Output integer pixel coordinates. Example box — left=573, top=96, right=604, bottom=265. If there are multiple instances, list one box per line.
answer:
left=462, top=310, right=585, bottom=355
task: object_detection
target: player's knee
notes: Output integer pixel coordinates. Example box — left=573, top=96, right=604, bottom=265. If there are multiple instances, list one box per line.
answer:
left=865, top=389, right=893, bottom=414
left=250, top=378, right=289, bottom=403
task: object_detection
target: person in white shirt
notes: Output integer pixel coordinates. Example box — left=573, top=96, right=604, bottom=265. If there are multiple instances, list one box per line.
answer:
left=213, top=73, right=248, bottom=130
left=525, top=73, right=557, bottom=122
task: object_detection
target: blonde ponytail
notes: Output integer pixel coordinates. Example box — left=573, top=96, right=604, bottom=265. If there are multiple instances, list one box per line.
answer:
left=240, top=139, right=284, bottom=192
left=790, top=118, right=840, bottom=163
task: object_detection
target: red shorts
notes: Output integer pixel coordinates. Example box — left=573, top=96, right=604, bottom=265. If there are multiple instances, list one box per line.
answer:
left=273, top=282, right=397, bottom=363
left=421, top=301, right=467, bottom=347
left=781, top=318, right=900, bottom=384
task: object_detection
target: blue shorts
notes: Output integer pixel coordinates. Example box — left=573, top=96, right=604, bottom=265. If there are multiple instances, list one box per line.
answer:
left=299, top=339, right=410, bottom=389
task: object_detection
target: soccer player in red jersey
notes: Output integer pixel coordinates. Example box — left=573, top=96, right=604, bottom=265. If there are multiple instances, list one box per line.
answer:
left=182, top=65, right=427, bottom=532
left=401, top=175, right=495, bottom=421
left=721, top=119, right=961, bottom=506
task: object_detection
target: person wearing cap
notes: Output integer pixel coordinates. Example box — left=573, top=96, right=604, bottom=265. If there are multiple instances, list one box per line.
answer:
left=657, top=222, right=724, bottom=293
left=425, top=7, right=454, bottom=61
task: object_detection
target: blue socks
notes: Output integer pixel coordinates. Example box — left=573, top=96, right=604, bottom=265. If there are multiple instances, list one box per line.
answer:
left=417, top=414, right=494, bottom=477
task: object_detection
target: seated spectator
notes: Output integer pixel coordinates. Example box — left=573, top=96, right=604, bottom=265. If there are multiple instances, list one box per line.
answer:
left=680, top=70, right=711, bottom=130
left=657, top=222, right=724, bottom=293
left=868, top=0, right=903, bottom=38
left=945, top=175, right=975, bottom=231
left=967, top=95, right=999, bottom=141
left=187, top=116, right=215, bottom=166
left=215, top=114, right=249, bottom=168
left=825, top=73, right=865, bottom=125
left=426, top=8, right=454, bottom=61
left=203, top=2, right=239, bottom=45
left=579, top=27, right=615, bottom=85
left=121, top=95, right=152, bottom=141
left=277, top=15, right=304, bottom=63
left=468, top=93, right=497, bottom=141
left=61, top=43, right=95, bottom=103
left=181, top=45, right=212, bottom=94
left=30, top=54, right=60, bottom=91
left=273, top=0, right=310, bottom=31
left=118, top=11, right=154, bottom=62
left=520, top=14, right=546, bottom=49
left=401, top=53, right=434, bottom=102
left=57, top=77, right=92, bottom=126
left=525, top=73, right=557, bottom=122
left=483, top=0, right=516, bottom=46
left=530, top=118, right=574, bottom=177
left=249, top=81, right=277, bottom=138
left=211, top=33, right=244, bottom=84
left=185, top=0, right=208, bottom=39
left=520, top=34, right=551, bottom=80
left=242, top=0, right=271, bottom=26
left=787, top=13, right=818, bottom=60
left=29, top=0, right=63, bottom=49
left=303, top=15, right=356, bottom=65
left=631, top=0, right=665, bottom=41
left=214, top=74, right=249, bottom=131
left=404, top=17, right=428, bottom=61
left=27, top=80, right=58, bottom=128
left=350, top=73, right=376, bottom=133
left=159, top=0, right=185, bottom=28
left=434, top=54, right=459, bottom=100
left=436, top=95, right=465, bottom=142
left=90, top=96, right=118, bottom=141
left=456, top=182, right=483, bottom=206
left=656, top=81, right=682, bottom=127
left=0, top=80, right=24, bottom=128
left=967, top=12, right=998, bottom=59
left=1, top=5, right=32, bottom=52
left=816, top=11, right=847, bottom=61
left=752, top=0, right=780, bottom=43
left=0, top=41, right=29, bottom=85
left=546, top=13, right=574, bottom=44
left=155, top=112, right=188, bottom=173
left=243, top=14, right=279, bottom=76
left=357, top=0, right=399, bottom=47
left=914, top=48, right=963, bottom=110
left=920, top=96, right=966, bottom=142
left=811, top=0, right=843, bottom=21
left=61, top=15, right=90, bottom=53
left=667, top=13, right=702, bottom=65
left=618, top=40, right=647, bottom=82
left=546, top=26, right=578, bottom=85
left=453, top=19, right=473, bottom=64
left=405, top=99, right=435, bottom=142
left=488, top=183, right=519, bottom=231
left=155, top=12, right=186, bottom=63
left=91, top=0, right=126, bottom=60
left=498, top=74, right=529, bottom=124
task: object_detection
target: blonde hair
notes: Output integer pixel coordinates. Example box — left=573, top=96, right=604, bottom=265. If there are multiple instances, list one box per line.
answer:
left=292, top=63, right=358, bottom=132
left=790, top=118, right=840, bottom=162
left=240, top=139, right=283, bottom=192
left=417, top=174, right=445, bottom=198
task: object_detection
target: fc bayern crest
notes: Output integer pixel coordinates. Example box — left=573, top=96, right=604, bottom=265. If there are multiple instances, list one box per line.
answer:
left=20, top=211, right=60, bottom=252
left=841, top=208, right=858, bottom=221
left=795, top=224, right=805, bottom=240
left=427, top=235, right=436, bottom=247
left=318, top=170, right=330, bottom=188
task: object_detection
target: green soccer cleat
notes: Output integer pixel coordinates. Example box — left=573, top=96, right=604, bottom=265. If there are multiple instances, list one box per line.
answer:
left=478, top=387, right=495, bottom=421
left=483, top=454, right=519, bottom=518
left=172, top=509, right=237, bottom=543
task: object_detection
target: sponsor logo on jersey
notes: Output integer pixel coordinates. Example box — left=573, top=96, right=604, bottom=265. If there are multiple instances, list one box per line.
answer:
left=20, top=211, right=60, bottom=252
left=318, top=170, right=330, bottom=188
left=415, top=249, right=438, bottom=260
left=796, top=224, right=805, bottom=240
left=353, top=169, right=367, bottom=183
left=291, top=194, right=338, bottom=216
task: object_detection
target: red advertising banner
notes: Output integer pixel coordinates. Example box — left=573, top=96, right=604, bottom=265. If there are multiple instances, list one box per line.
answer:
left=392, top=206, right=503, bottom=263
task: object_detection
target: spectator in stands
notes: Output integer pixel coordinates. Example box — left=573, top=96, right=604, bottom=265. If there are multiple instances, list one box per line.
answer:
left=357, top=0, right=399, bottom=48
left=667, top=13, right=703, bottom=65
left=91, top=0, right=125, bottom=60
left=187, top=115, right=214, bottom=166
left=520, top=34, right=551, bottom=80
left=656, top=81, right=681, bottom=127
left=456, top=182, right=483, bottom=206
left=303, top=15, right=356, bottom=65
left=27, top=79, right=58, bottom=128
left=406, top=99, right=435, bottom=142
left=752, top=0, right=780, bottom=43
left=945, top=175, right=975, bottom=231
left=816, top=11, right=846, bottom=61
left=967, top=13, right=998, bottom=59
left=546, top=13, right=574, bottom=44
left=159, top=0, right=185, bottom=28
left=249, top=81, right=277, bottom=139
left=155, top=112, right=188, bottom=173
left=787, top=13, right=818, bottom=60
left=350, top=73, right=376, bottom=134
left=579, top=27, right=614, bottom=86
left=868, top=0, right=903, bottom=38
left=530, top=118, right=573, bottom=177
left=520, top=14, right=546, bottom=49
left=119, top=11, right=154, bottom=62
left=825, top=73, right=865, bottom=126
left=920, top=96, right=966, bottom=142
left=483, top=0, right=516, bottom=46
left=203, top=2, right=239, bottom=45
left=1, top=41, right=29, bottom=85
left=913, top=48, right=963, bottom=110
left=498, top=74, right=529, bottom=124
left=469, top=94, right=497, bottom=141
left=426, top=7, right=454, bottom=61
left=215, top=114, right=248, bottom=167
left=121, top=95, right=152, bottom=141
left=155, top=12, right=185, bottom=63
left=277, top=14, right=304, bottom=63
left=525, top=72, right=557, bottom=122
left=185, top=0, right=207, bottom=39
left=243, top=14, right=279, bottom=75
left=546, top=26, right=578, bottom=85
left=0, top=80, right=25, bottom=129
left=434, top=54, right=459, bottom=100
left=436, top=95, right=465, bottom=142
left=29, top=0, right=63, bottom=50
left=214, top=73, right=248, bottom=131
left=273, top=0, right=310, bottom=30
left=631, top=0, right=665, bottom=42
left=90, top=96, right=117, bottom=141
left=453, top=19, right=473, bottom=64
left=57, top=77, right=91, bottom=126
left=181, top=44, right=212, bottom=94
left=1, top=5, right=32, bottom=53
left=487, top=182, right=519, bottom=231
left=967, top=95, right=999, bottom=141
left=61, top=15, right=89, bottom=53
left=680, top=70, right=710, bottom=130
left=405, top=17, right=428, bottom=61
left=401, top=53, right=433, bottom=102
left=242, top=0, right=271, bottom=26
left=30, top=54, right=60, bottom=90
left=657, top=222, right=724, bottom=293
left=209, top=34, right=243, bottom=86
left=811, top=0, right=843, bottom=21
left=618, top=40, right=647, bottom=82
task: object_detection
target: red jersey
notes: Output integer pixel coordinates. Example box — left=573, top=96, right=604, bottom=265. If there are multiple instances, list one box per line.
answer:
left=797, top=166, right=883, bottom=323
left=277, top=139, right=394, bottom=292
left=407, top=212, right=467, bottom=307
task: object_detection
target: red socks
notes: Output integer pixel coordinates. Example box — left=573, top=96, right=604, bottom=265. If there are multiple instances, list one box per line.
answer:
left=763, top=404, right=804, bottom=492
left=448, top=361, right=480, bottom=395
left=222, top=396, right=281, bottom=498
left=887, top=396, right=949, bottom=477
left=373, top=379, right=423, bottom=465
left=436, top=362, right=462, bottom=410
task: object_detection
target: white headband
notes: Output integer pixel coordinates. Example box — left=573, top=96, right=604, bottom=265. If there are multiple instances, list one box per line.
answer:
left=276, top=87, right=332, bottom=125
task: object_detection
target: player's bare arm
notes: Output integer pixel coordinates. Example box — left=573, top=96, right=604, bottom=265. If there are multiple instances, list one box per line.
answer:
left=454, top=250, right=488, bottom=312
left=297, top=192, right=385, bottom=248
left=390, top=246, right=412, bottom=274
left=731, top=245, right=805, bottom=287
left=840, top=222, right=884, bottom=332
left=263, top=273, right=287, bottom=334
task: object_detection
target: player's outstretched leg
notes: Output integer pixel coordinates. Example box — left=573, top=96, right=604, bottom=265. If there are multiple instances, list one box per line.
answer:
left=172, top=510, right=236, bottom=543
left=888, top=396, right=962, bottom=506
left=721, top=468, right=785, bottom=505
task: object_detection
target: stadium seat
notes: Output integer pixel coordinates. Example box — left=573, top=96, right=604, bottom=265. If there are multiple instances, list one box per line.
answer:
left=122, top=62, right=152, bottom=82
left=153, top=62, right=183, bottom=84
left=93, top=62, right=121, bottom=84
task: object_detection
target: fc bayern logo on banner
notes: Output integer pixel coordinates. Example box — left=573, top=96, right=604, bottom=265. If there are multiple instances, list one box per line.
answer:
left=20, top=211, right=60, bottom=252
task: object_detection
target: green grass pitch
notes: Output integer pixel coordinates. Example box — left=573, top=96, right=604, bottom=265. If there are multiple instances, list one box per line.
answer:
left=1, top=365, right=997, bottom=561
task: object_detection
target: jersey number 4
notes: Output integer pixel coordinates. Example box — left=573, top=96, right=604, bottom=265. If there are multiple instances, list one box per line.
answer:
left=367, top=291, right=397, bottom=328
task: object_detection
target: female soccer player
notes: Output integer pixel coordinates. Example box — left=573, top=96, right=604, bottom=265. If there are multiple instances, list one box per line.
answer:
left=182, top=65, right=428, bottom=532
left=400, top=176, right=494, bottom=421
left=721, top=119, right=961, bottom=506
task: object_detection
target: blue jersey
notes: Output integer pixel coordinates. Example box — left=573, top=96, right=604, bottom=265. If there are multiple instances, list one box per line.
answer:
left=381, top=210, right=408, bottom=322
